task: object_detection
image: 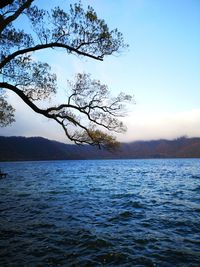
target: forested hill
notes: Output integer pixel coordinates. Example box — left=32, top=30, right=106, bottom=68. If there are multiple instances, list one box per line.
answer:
left=1, top=136, right=200, bottom=161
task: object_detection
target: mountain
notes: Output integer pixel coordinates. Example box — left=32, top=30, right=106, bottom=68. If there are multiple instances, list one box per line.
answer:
left=0, top=136, right=200, bottom=161
left=0, top=136, right=111, bottom=161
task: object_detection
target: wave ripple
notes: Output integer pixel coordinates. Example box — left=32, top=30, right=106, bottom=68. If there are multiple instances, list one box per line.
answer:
left=0, top=159, right=200, bottom=266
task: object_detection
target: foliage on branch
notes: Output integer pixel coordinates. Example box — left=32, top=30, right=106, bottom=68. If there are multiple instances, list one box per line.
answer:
left=0, top=90, right=15, bottom=126
left=0, top=0, right=132, bottom=149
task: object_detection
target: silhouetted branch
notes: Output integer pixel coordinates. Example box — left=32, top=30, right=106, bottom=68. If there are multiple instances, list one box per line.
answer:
left=0, top=1, right=131, bottom=149
left=0, top=0, right=34, bottom=34
left=0, top=42, right=103, bottom=69
left=0, top=81, right=130, bottom=148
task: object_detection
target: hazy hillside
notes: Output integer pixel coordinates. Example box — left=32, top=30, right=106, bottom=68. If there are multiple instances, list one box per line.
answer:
left=0, top=136, right=200, bottom=161
left=0, top=136, right=112, bottom=161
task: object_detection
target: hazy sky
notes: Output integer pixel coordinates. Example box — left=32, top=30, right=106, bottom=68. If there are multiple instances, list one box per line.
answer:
left=1, top=0, right=200, bottom=143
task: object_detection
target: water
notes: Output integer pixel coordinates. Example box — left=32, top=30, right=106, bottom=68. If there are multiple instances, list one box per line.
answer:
left=0, top=159, right=200, bottom=266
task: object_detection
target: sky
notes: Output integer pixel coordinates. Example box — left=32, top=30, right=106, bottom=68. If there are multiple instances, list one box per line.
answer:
left=1, top=0, right=200, bottom=143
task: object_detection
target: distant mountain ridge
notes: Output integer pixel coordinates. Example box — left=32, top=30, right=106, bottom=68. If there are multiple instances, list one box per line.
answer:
left=1, top=136, right=200, bottom=161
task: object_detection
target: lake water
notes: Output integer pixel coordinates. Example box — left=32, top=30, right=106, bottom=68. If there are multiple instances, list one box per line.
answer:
left=0, top=159, right=200, bottom=266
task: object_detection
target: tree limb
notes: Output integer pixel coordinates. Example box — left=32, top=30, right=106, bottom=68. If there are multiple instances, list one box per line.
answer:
left=0, top=1, right=129, bottom=149
left=0, top=0, right=34, bottom=34
left=0, top=0, right=14, bottom=9
left=0, top=82, right=116, bottom=147
left=0, top=82, right=52, bottom=118
left=0, top=42, right=103, bottom=69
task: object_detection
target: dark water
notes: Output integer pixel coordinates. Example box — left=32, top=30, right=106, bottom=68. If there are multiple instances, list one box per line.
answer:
left=0, top=159, right=200, bottom=266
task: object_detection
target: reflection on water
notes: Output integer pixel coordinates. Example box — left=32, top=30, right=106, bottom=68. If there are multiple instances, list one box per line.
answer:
left=0, top=159, right=200, bottom=266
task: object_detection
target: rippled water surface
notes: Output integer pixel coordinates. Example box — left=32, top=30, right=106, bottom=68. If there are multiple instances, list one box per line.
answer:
left=0, top=159, right=200, bottom=266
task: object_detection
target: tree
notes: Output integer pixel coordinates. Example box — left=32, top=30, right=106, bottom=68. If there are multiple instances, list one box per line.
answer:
left=0, top=0, right=133, bottom=149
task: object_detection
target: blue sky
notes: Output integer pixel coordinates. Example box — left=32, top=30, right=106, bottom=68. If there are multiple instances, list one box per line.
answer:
left=1, top=0, right=200, bottom=142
